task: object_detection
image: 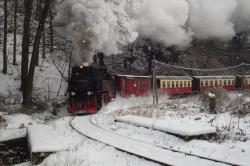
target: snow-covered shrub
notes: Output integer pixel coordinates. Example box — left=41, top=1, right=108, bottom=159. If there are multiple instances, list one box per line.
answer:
left=0, top=115, right=7, bottom=128
left=223, top=92, right=249, bottom=117
left=200, top=88, right=230, bottom=113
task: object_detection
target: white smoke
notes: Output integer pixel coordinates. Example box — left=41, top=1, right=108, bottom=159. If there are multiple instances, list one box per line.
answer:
left=233, top=0, right=250, bottom=33
left=56, top=0, right=137, bottom=64
left=126, top=0, right=193, bottom=48
left=99, top=94, right=169, bottom=114
left=56, top=0, right=250, bottom=63
left=188, top=0, right=237, bottom=40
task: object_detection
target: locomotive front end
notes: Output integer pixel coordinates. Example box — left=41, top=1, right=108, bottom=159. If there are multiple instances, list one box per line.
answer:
left=67, top=53, right=115, bottom=114
left=68, top=65, right=101, bottom=114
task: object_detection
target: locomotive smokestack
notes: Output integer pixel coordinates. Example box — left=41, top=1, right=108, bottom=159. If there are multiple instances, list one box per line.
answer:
left=93, top=53, right=97, bottom=64
left=97, top=52, right=105, bottom=67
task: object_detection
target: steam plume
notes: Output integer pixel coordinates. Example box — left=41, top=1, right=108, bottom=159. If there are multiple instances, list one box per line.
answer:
left=56, top=0, right=250, bottom=63
left=56, top=0, right=137, bottom=64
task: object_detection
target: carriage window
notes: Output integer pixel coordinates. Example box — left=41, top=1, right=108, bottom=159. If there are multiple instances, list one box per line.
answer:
left=224, top=80, right=227, bottom=85
left=184, top=81, right=186, bottom=87
left=215, top=80, right=218, bottom=86
left=232, top=80, right=235, bottom=85
left=167, top=81, right=170, bottom=88
left=219, top=80, right=222, bottom=86
left=205, top=81, right=208, bottom=86
left=176, top=81, right=179, bottom=87
left=200, top=81, right=203, bottom=86
left=245, top=80, right=248, bottom=85
left=180, top=81, right=183, bottom=87
left=172, top=81, right=175, bottom=88
left=162, top=81, right=166, bottom=88
left=228, top=80, right=231, bottom=85
left=187, top=81, right=191, bottom=87
left=210, top=80, right=213, bottom=86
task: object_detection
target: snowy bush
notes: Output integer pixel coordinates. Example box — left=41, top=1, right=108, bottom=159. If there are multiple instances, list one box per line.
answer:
left=200, top=88, right=231, bottom=114
left=0, top=114, right=7, bottom=128
left=226, top=93, right=250, bottom=117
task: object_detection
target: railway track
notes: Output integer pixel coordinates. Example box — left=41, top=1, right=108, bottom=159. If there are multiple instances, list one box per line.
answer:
left=71, top=116, right=241, bottom=166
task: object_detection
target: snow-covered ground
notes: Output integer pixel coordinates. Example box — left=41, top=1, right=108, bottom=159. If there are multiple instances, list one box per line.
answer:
left=90, top=94, right=250, bottom=165
left=72, top=116, right=228, bottom=166
left=11, top=93, right=246, bottom=166
left=0, top=112, right=42, bottom=142
left=27, top=117, right=161, bottom=166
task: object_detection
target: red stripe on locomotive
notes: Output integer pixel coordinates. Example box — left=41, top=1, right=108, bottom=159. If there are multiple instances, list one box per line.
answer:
left=68, top=97, right=98, bottom=114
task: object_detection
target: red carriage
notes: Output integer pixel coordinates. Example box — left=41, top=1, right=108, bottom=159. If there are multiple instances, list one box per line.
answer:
left=115, top=75, right=151, bottom=97
left=193, top=76, right=236, bottom=93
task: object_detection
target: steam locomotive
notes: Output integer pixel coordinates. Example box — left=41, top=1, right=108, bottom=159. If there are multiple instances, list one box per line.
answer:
left=67, top=53, right=115, bottom=114
left=67, top=53, right=250, bottom=114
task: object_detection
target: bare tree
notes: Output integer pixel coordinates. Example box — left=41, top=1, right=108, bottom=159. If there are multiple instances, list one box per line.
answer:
left=49, top=2, right=54, bottom=53
left=21, top=0, right=33, bottom=91
left=22, top=0, right=51, bottom=106
left=42, top=31, right=46, bottom=59
left=12, top=0, right=18, bottom=65
left=2, top=0, right=8, bottom=74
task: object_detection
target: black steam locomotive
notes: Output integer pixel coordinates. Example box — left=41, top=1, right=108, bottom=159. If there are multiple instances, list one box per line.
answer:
left=67, top=53, right=114, bottom=114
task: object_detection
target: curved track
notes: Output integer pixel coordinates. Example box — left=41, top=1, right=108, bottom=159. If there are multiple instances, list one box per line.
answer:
left=70, top=116, right=243, bottom=166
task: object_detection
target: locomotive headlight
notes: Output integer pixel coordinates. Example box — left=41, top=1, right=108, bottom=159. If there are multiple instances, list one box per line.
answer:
left=80, top=64, right=84, bottom=69
left=71, top=91, right=75, bottom=96
left=87, top=91, right=92, bottom=96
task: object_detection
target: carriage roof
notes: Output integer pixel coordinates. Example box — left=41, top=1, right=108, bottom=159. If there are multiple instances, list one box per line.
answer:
left=157, top=76, right=192, bottom=80
left=193, top=75, right=235, bottom=79
left=116, top=74, right=151, bottom=78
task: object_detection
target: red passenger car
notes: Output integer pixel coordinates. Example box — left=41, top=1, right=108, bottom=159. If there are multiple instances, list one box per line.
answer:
left=193, top=76, right=236, bottom=93
left=115, top=75, right=151, bottom=97
left=157, top=76, right=193, bottom=95
left=236, top=75, right=250, bottom=90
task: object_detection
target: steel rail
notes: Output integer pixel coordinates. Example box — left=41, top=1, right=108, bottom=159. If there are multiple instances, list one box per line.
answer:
left=70, top=116, right=241, bottom=166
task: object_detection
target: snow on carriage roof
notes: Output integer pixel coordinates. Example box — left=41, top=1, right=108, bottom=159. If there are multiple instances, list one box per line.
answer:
left=157, top=76, right=192, bottom=80
left=194, top=75, right=235, bottom=79
left=236, top=75, right=250, bottom=78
